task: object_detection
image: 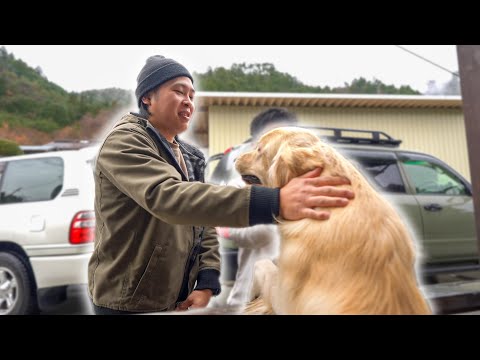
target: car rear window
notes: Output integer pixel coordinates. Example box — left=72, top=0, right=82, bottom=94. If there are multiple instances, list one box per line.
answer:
left=343, top=152, right=406, bottom=194
left=0, top=157, right=64, bottom=204
left=358, top=158, right=406, bottom=193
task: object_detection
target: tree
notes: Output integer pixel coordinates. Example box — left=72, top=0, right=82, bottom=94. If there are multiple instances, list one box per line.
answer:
left=425, top=74, right=460, bottom=95
left=35, top=66, right=46, bottom=79
left=0, top=76, right=6, bottom=96
left=426, top=80, right=439, bottom=95
left=0, top=138, right=23, bottom=156
left=194, top=63, right=329, bottom=93
left=443, top=73, right=461, bottom=95
left=194, top=63, right=420, bottom=94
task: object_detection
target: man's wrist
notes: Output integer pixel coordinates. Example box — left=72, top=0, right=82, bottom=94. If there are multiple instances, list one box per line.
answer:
left=195, top=269, right=221, bottom=296
left=249, top=186, right=280, bottom=225
left=196, top=288, right=213, bottom=296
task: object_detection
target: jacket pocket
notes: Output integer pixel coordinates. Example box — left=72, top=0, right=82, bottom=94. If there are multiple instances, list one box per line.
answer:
left=131, top=245, right=163, bottom=305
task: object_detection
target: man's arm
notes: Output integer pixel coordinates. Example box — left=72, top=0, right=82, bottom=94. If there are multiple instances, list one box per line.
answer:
left=176, top=226, right=221, bottom=311
left=99, top=128, right=354, bottom=227
left=194, top=226, right=221, bottom=295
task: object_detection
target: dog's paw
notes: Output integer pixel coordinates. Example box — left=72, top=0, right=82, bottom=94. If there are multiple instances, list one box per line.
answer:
left=248, top=259, right=278, bottom=301
left=243, top=297, right=275, bottom=315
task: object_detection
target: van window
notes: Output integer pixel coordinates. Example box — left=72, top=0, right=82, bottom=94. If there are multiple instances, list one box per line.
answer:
left=0, top=157, right=64, bottom=204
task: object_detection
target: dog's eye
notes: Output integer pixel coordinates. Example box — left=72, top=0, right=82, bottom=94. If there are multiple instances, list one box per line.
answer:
left=257, top=147, right=261, bottom=152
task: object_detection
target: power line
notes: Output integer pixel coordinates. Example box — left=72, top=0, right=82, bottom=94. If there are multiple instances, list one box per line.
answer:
left=394, top=45, right=459, bottom=77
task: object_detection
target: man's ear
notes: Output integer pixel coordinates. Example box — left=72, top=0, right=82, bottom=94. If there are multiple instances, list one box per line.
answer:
left=142, top=96, right=151, bottom=106
left=268, top=143, right=324, bottom=188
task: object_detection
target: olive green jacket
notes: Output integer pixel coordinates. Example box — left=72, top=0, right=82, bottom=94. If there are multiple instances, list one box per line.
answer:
left=88, top=113, right=279, bottom=312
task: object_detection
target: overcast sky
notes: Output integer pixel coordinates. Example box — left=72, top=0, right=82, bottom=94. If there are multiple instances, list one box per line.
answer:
left=1, top=45, right=459, bottom=94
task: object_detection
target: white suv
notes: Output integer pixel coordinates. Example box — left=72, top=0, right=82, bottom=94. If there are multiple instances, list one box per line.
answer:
left=0, top=146, right=97, bottom=314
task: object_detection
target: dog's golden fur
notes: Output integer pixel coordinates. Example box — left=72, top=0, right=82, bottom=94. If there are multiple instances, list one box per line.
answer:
left=236, top=127, right=432, bottom=315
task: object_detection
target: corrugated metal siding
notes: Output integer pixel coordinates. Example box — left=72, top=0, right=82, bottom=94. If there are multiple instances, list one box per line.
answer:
left=209, top=106, right=470, bottom=181
left=209, top=106, right=258, bottom=155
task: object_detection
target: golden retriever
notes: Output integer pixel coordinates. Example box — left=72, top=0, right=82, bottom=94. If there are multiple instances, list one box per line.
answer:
left=235, top=127, right=432, bottom=315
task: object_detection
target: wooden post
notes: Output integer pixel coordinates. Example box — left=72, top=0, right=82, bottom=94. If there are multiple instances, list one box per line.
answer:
left=457, top=45, right=480, bottom=252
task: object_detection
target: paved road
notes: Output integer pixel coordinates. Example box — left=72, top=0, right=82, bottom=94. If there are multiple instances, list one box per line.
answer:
left=40, top=285, right=93, bottom=315
left=39, top=279, right=480, bottom=315
left=39, top=284, right=233, bottom=315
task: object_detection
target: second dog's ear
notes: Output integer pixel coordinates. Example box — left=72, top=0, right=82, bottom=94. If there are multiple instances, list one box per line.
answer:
left=268, top=144, right=324, bottom=188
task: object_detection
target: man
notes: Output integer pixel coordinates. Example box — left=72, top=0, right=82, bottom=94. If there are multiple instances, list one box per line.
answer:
left=249, top=108, right=298, bottom=142
left=88, top=55, right=354, bottom=314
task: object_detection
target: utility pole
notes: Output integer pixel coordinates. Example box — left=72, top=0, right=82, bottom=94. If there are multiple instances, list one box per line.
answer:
left=457, top=45, right=480, bottom=252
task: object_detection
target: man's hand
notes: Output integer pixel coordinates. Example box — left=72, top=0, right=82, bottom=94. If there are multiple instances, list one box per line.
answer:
left=279, top=168, right=354, bottom=221
left=175, top=289, right=213, bottom=311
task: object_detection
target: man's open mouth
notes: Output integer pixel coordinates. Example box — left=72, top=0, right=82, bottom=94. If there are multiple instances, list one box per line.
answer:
left=241, top=175, right=262, bottom=185
left=179, top=111, right=191, bottom=119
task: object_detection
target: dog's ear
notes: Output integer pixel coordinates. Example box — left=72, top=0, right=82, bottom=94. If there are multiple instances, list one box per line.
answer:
left=268, top=143, right=324, bottom=188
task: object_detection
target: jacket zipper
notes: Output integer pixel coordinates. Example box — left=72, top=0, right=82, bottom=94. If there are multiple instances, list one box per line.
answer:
left=176, top=227, right=204, bottom=304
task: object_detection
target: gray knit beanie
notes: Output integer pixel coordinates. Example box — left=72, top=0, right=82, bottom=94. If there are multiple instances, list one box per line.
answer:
left=135, top=55, right=193, bottom=108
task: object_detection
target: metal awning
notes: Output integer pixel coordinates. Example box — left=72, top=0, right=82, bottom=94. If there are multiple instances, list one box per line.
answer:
left=196, top=92, right=462, bottom=109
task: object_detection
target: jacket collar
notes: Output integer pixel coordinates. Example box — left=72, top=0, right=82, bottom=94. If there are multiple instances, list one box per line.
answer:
left=131, top=112, right=204, bottom=160
left=131, top=113, right=189, bottom=181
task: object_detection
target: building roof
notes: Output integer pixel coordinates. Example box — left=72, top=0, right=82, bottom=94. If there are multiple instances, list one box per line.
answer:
left=196, top=92, right=462, bottom=109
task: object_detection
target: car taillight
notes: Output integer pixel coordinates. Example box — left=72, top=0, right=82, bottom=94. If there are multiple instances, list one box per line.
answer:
left=69, top=211, right=95, bottom=244
left=224, top=147, right=233, bottom=155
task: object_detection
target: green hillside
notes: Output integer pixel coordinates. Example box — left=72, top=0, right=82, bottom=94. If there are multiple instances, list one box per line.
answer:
left=194, top=63, right=421, bottom=95
left=0, top=46, right=132, bottom=134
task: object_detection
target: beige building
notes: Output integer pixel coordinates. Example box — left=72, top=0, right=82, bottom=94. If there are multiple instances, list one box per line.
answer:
left=188, top=92, right=469, bottom=181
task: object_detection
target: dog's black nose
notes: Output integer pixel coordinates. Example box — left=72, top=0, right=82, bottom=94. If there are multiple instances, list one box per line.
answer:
left=241, top=175, right=262, bottom=185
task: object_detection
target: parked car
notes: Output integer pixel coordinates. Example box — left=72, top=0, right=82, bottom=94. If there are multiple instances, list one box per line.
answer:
left=207, top=127, right=479, bottom=285
left=0, top=146, right=97, bottom=314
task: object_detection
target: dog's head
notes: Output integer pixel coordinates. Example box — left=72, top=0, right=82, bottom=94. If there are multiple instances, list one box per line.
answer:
left=236, top=127, right=327, bottom=188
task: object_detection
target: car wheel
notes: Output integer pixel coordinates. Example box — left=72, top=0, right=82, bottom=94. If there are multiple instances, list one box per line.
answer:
left=0, top=252, right=38, bottom=315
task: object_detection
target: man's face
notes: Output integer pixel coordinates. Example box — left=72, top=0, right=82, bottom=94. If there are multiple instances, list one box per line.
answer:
left=145, top=76, right=196, bottom=139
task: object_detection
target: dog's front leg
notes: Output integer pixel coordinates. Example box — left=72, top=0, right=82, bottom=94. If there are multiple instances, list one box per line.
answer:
left=249, top=259, right=278, bottom=299
left=244, top=259, right=278, bottom=314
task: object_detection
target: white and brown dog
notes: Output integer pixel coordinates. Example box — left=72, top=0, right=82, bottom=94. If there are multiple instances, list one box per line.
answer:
left=235, top=127, right=432, bottom=315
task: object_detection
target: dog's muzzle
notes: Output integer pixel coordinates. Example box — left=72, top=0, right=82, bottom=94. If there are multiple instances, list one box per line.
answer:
left=241, top=175, right=262, bottom=185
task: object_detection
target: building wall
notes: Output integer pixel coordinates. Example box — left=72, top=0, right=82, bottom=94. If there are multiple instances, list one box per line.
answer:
left=208, top=106, right=470, bottom=181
